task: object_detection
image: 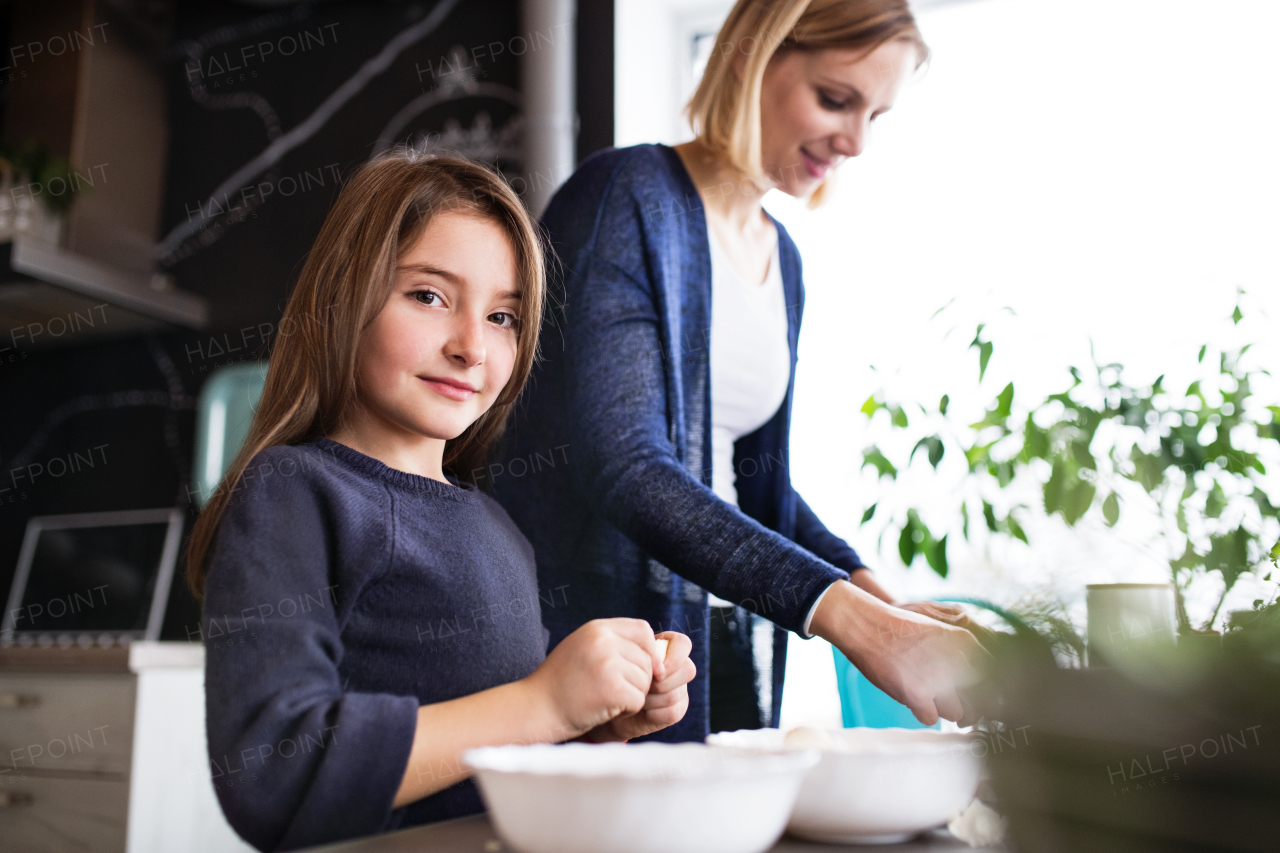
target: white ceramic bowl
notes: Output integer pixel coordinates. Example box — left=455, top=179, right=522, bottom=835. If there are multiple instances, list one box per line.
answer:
left=706, top=727, right=981, bottom=845
left=463, top=742, right=818, bottom=853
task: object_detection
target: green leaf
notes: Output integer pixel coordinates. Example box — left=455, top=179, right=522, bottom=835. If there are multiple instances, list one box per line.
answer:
left=970, top=326, right=994, bottom=381
left=995, top=382, right=1014, bottom=420
left=898, top=523, right=917, bottom=566
left=1270, top=540, right=1280, bottom=566
left=861, top=503, right=877, bottom=524
left=1070, top=438, right=1096, bottom=470
left=1062, top=480, right=1096, bottom=525
left=1205, top=527, right=1250, bottom=592
left=912, top=435, right=945, bottom=469
left=1171, top=542, right=1202, bottom=577
left=1205, top=483, right=1227, bottom=519
left=1232, top=304, right=1243, bottom=325
left=1022, top=418, right=1050, bottom=460
left=1197, top=344, right=1207, bottom=364
left=939, top=394, right=950, bottom=415
left=860, top=394, right=882, bottom=417
left=982, top=501, right=998, bottom=533
left=862, top=447, right=897, bottom=479
left=1044, top=460, right=1067, bottom=514
left=1103, top=492, right=1120, bottom=526
left=1130, top=449, right=1166, bottom=492
left=927, top=437, right=945, bottom=468
left=925, top=534, right=949, bottom=578
left=889, top=405, right=909, bottom=428
left=1006, top=513, right=1029, bottom=544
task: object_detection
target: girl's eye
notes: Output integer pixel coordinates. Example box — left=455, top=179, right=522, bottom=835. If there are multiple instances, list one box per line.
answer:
left=414, top=290, right=440, bottom=306
left=489, top=311, right=519, bottom=329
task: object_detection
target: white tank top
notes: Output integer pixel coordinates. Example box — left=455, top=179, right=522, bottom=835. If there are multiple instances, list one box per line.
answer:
left=708, top=227, right=791, bottom=509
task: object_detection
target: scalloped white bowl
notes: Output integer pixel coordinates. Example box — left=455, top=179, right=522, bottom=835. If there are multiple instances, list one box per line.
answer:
left=706, top=727, right=981, bottom=845
left=463, top=742, right=818, bottom=853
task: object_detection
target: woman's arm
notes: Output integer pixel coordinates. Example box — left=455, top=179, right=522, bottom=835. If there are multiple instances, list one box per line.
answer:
left=794, top=491, right=977, bottom=623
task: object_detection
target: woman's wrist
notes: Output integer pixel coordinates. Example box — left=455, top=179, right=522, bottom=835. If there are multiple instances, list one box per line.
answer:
left=847, top=567, right=898, bottom=605
left=808, top=579, right=892, bottom=655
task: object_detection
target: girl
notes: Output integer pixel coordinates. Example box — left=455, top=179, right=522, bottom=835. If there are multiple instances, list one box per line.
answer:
left=185, top=152, right=695, bottom=852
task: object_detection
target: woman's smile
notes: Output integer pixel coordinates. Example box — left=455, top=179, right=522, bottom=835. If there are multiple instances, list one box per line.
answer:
left=799, top=146, right=835, bottom=179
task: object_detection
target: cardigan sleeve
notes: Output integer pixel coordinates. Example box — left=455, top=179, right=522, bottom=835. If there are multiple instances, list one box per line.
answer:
left=202, top=452, right=418, bottom=852
left=553, top=170, right=847, bottom=634
left=792, top=490, right=869, bottom=575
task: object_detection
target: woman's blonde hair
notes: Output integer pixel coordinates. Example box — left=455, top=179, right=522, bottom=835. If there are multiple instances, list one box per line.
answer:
left=185, top=150, right=546, bottom=597
left=686, top=0, right=929, bottom=203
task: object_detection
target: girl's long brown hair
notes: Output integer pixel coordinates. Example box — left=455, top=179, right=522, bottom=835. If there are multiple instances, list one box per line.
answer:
left=185, top=150, right=546, bottom=597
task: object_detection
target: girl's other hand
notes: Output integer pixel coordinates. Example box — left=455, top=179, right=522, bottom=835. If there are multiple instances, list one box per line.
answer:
left=526, top=618, right=660, bottom=740
left=584, top=630, right=695, bottom=742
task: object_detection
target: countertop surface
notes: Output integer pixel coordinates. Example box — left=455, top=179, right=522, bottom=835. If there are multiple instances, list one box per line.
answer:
left=304, top=814, right=998, bottom=853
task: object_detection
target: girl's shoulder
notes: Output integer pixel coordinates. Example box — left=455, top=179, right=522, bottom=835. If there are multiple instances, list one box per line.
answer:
left=228, top=440, right=391, bottom=513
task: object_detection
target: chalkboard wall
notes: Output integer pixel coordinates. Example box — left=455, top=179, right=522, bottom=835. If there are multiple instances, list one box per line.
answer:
left=0, top=0, right=612, bottom=638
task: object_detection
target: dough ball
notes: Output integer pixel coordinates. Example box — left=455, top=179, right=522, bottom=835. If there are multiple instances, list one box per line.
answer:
left=783, top=726, right=837, bottom=751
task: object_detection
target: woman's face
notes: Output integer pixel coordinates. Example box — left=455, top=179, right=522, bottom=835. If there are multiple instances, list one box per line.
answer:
left=353, top=210, right=522, bottom=444
left=758, top=39, right=918, bottom=198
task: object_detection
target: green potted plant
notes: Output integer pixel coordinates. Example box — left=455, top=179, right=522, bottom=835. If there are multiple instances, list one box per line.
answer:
left=856, top=298, right=1280, bottom=639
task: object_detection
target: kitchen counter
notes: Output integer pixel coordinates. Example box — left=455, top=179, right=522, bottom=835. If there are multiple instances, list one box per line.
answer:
left=303, top=813, right=999, bottom=853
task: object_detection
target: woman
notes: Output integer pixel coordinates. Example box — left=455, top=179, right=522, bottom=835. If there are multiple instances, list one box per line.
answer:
left=493, top=0, right=982, bottom=741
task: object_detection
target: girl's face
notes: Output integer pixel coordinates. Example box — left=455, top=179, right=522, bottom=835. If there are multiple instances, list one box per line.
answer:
left=758, top=39, right=917, bottom=198
left=354, top=211, right=521, bottom=444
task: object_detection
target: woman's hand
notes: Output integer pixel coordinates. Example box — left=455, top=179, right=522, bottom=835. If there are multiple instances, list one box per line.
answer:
left=898, top=600, right=967, bottom=624
left=584, top=631, right=696, bottom=742
left=810, top=581, right=990, bottom=726
left=524, top=618, right=663, bottom=740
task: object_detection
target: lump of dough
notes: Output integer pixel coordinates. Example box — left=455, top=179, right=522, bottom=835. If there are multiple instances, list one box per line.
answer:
left=947, top=799, right=1006, bottom=847
left=782, top=726, right=837, bottom=751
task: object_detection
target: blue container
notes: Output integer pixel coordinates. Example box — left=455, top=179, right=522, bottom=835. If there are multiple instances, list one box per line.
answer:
left=192, top=361, right=269, bottom=508
left=831, top=645, right=939, bottom=729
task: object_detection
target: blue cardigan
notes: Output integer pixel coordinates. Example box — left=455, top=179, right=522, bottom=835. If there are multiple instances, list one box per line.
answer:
left=492, top=144, right=868, bottom=741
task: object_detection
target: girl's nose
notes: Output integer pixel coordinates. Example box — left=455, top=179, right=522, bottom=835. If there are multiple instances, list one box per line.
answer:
left=445, top=316, right=486, bottom=367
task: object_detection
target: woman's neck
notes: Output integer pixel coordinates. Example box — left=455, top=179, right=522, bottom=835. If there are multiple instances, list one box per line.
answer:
left=673, top=140, right=773, bottom=234
left=328, top=406, right=450, bottom=483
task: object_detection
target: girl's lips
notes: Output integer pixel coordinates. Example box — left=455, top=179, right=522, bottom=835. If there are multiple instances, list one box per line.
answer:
left=800, top=148, right=832, bottom=179
left=420, top=377, right=477, bottom=401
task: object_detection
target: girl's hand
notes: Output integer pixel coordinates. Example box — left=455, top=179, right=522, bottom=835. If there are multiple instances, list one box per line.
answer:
left=526, top=618, right=662, bottom=740
left=584, top=631, right=695, bottom=742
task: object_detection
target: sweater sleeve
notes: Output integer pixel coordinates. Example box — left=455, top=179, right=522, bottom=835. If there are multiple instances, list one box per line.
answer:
left=793, top=490, right=868, bottom=575
left=201, top=453, right=419, bottom=852
left=553, top=166, right=847, bottom=633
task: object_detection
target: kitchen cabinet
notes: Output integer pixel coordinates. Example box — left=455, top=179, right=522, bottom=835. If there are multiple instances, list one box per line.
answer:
left=0, top=642, right=252, bottom=853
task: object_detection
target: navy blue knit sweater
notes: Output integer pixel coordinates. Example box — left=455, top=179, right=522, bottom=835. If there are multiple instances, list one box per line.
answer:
left=201, top=438, right=551, bottom=851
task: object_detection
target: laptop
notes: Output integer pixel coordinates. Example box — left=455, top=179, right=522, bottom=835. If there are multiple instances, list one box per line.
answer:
left=1, top=508, right=184, bottom=648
